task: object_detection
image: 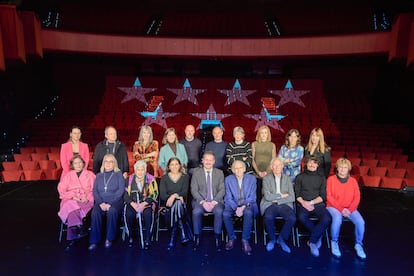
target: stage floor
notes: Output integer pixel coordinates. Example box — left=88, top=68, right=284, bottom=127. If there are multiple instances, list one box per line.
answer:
left=0, top=180, right=413, bottom=275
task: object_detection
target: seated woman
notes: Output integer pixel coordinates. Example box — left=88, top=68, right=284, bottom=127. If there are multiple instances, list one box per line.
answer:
left=305, top=127, right=331, bottom=178
left=326, top=158, right=367, bottom=260
left=252, top=125, right=276, bottom=179
left=132, top=125, right=159, bottom=178
left=158, top=127, right=188, bottom=175
left=57, top=154, right=95, bottom=251
left=60, top=126, right=90, bottom=179
left=278, top=129, right=304, bottom=184
left=124, top=160, right=158, bottom=249
left=88, top=154, right=125, bottom=251
left=159, top=157, right=191, bottom=250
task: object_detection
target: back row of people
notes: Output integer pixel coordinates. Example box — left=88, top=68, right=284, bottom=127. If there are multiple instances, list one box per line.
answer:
left=60, top=124, right=332, bottom=185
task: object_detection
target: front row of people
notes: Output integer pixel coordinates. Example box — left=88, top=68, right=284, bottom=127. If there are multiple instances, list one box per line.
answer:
left=57, top=152, right=366, bottom=260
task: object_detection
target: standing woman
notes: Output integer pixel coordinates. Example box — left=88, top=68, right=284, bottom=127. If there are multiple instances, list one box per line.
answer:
left=252, top=125, right=276, bottom=179
left=226, top=126, right=253, bottom=174
left=88, top=154, right=125, bottom=251
left=60, top=126, right=90, bottom=179
left=132, top=125, right=159, bottom=177
left=305, top=127, right=331, bottom=177
left=57, top=155, right=95, bottom=251
left=159, top=157, right=191, bottom=250
left=277, top=129, right=304, bottom=184
left=124, top=160, right=158, bottom=249
left=158, top=128, right=188, bottom=175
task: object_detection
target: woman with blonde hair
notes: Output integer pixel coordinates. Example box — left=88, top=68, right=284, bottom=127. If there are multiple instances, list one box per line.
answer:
left=88, top=154, right=125, bottom=251
left=252, top=125, right=276, bottom=178
left=132, top=125, right=159, bottom=177
left=305, top=127, right=331, bottom=177
left=277, top=129, right=304, bottom=184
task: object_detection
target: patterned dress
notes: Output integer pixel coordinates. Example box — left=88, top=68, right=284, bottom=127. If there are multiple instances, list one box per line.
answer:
left=278, top=145, right=304, bottom=184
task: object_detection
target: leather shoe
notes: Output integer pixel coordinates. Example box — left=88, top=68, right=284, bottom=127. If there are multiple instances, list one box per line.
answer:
left=225, top=238, right=235, bottom=251
left=144, top=240, right=150, bottom=250
left=88, top=243, right=97, bottom=251
left=104, top=240, right=112, bottom=249
left=215, top=238, right=222, bottom=252
left=128, top=238, right=133, bottom=248
left=241, top=239, right=252, bottom=255
left=277, top=237, right=291, bottom=254
left=193, top=236, right=200, bottom=251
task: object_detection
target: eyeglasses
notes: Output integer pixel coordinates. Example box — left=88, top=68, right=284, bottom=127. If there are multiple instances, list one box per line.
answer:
left=103, top=160, right=114, bottom=163
left=72, top=161, right=83, bottom=165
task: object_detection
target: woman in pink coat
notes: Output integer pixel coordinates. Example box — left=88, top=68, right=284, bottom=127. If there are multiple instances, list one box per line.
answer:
left=57, top=154, right=95, bottom=251
left=60, top=126, right=90, bottom=179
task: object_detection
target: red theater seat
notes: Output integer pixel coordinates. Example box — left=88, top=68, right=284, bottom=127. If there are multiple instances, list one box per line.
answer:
left=1, top=171, right=23, bottom=182
left=381, top=177, right=403, bottom=190
left=360, top=175, right=381, bottom=188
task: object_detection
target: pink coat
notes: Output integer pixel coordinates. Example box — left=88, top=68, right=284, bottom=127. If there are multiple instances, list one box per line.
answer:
left=60, top=141, right=90, bottom=178
left=57, top=169, right=95, bottom=222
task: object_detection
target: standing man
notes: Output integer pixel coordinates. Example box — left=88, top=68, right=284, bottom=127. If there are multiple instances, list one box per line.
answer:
left=295, top=155, right=331, bottom=257
left=191, top=151, right=225, bottom=251
left=261, top=157, right=296, bottom=253
left=93, top=126, right=129, bottom=178
left=223, top=160, right=258, bottom=255
left=180, top=125, right=202, bottom=176
left=204, top=126, right=228, bottom=173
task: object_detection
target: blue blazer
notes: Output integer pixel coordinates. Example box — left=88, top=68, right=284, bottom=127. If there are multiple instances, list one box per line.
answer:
left=224, top=173, right=258, bottom=216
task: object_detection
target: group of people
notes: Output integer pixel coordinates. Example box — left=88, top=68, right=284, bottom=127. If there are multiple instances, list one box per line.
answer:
left=56, top=124, right=366, bottom=260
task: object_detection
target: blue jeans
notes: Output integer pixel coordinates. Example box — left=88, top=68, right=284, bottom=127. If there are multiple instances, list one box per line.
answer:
left=263, top=203, right=296, bottom=242
left=327, top=207, right=365, bottom=244
left=297, top=203, right=331, bottom=244
left=223, top=205, right=254, bottom=241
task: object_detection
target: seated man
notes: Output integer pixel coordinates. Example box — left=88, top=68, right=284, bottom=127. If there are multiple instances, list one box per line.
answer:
left=326, top=158, right=367, bottom=260
left=261, top=157, right=296, bottom=253
left=295, top=155, right=332, bottom=257
left=191, top=151, right=225, bottom=251
left=223, top=160, right=258, bottom=255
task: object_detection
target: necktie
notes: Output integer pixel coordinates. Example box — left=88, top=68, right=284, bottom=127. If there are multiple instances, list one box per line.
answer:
left=206, top=171, right=213, bottom=201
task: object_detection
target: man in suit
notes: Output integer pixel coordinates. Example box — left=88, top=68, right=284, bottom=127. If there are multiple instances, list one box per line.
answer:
left=191, top=151, right=225, bottom=251
left=223, top=160, right=258, bottom=255
left=261, top=157, right=296, bottom=253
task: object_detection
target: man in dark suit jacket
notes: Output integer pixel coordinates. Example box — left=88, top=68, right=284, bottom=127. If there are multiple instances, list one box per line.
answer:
left=223, top=160, right=258, bottom=255
left=191, top=151, right=225, bottom=251
left=261, top=157, right=296, bottom=254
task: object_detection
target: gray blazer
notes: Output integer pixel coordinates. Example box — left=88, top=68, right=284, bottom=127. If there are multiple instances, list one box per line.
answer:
left=191, top=167, right=225, bottom=205
left=260, top=173, right=295, bottom=215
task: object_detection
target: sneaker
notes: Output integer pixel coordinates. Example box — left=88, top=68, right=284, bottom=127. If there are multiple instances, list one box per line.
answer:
left=308, top=241, right=319, bottom=257
left=277, top=238, right=291, bottom=254
left=266, top=240, right=276, bottom=252
left=331, top=240, right=341, bottom=258
left=355, top=243, right=366, bottom=260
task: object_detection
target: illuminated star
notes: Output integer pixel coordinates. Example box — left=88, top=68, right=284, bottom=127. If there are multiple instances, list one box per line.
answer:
left=218, top=79, right=256, bottom=106
left=141, top=106, right=178, bottom=129
left=192, top=104, right=231, bottom=129
left=167, top=78, right=206, bottom=105
left=269, top=79, right=310, bottom=107
left=245, top=108, right=285, bottom=132
left=118, top=77, right=156, bottom=104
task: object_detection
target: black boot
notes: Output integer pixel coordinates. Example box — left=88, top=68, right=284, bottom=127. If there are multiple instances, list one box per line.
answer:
left=178, top=220, right=191, bottom=245
left=167, top=225, right=177, bottom=251
left=64, top=240, right=75, bottom=252
left=76, top=225, right=88, bottom=239
left=193, top=235, right=200, bottom=251
left=215, top=234, right=222, bottom=252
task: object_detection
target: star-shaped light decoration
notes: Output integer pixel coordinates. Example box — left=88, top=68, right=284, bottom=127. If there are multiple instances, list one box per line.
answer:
left=167, top=78, right=206, bottom=105
left=140, top=106, right=178, bottom=129
left=244, top=108, right=285, bottom=133
left=118, top=77, right=156, bottom=104
left=192, top=104, right=231, bottom=130
left=269, top=79, right=310, bottom=107
left=218, top=79, right=256, bottom=106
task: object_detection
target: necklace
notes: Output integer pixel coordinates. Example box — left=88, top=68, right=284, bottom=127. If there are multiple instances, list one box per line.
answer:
left=104, top=172, right=114, bottom=192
